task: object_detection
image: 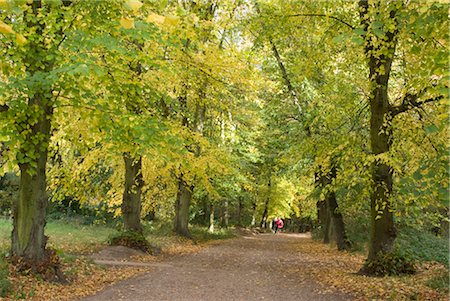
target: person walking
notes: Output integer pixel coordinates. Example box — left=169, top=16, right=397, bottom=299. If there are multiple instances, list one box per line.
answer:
left=275, top=218, right=284, bottom=234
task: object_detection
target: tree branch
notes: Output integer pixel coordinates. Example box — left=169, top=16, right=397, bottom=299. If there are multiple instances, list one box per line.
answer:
left=390, top=91, right=444, bottom=117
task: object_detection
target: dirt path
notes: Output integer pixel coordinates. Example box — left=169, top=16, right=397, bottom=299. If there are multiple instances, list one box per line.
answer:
left=80, top=233, right=352, bottom=301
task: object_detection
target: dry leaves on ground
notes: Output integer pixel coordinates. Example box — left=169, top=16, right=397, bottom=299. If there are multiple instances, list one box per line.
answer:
left=291, top=239, right=448, bottom=301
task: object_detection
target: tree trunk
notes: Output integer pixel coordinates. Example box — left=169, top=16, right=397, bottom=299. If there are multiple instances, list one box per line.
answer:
left=359, top=0, right=398, bottom=266
left=174, top=176, right=192, bottom=237
left=324, top=165, right=350, bottom=250
left=317, top=200, right=330, bottom=244
left=12, top=106, right=51, bottom=261
left=251, top=200, right=257, bottom=227
left=121, top=153, right=143, bottom=233
left=328, top=191, right=350, bottom=250
left=208, top=203, right=214, bottom=233
left=260, top=200, right=268, bottom=228
left=223, top=199, right=229, bottom=228
left=236, top=197, right=243, bottom=227
left=315, top=170, right=330, bottom=243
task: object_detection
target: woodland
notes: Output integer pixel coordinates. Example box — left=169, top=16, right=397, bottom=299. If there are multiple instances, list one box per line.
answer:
left=0, top=0, right=448, bottom=299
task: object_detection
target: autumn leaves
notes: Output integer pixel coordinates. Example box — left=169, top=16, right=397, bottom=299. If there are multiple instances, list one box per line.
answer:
left=120, top=0, right=179, bottom=30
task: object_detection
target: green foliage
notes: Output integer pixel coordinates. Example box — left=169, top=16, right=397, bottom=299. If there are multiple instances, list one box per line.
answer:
left=395, top=227, right=449, bottom=267
left=189, top=225, right=236, bottom=243
left=0, top=255, right=11, bottom=298
left=426, top=271, right=449, bottom=294
left=362, top=251, right=416, bottom=276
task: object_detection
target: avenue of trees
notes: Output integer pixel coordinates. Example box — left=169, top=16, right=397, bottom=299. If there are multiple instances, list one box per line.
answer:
left=0, top=0, right=447, bottom=279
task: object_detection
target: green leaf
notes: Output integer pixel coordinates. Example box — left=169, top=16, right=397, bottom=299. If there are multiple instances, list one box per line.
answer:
left=424, top=124, right=438, bottom=134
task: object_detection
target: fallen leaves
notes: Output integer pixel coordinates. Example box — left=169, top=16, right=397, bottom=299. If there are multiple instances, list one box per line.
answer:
left=290, top=239, right=449, bottom=301
left=5, top=257, right=149, bottom=301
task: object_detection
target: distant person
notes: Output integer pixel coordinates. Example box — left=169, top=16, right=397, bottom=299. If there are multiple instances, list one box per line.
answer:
left=272, top=217, right=279, bottom=233
left=276, top=218, right=284, bottom=233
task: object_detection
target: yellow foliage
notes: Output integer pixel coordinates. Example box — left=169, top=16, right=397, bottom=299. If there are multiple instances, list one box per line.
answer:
left=0, top=21, right=14, bottom=34
left=120, top=17, right=135, bottom=29
left=164, top=15, right=180, bottom=26
left=0, top=0, right=7, bottom=9
left=124, top=0, right=143, bottom=13
left=146, top=12, right=165, bottom=25
left=15, top=33, right=27, bottom=46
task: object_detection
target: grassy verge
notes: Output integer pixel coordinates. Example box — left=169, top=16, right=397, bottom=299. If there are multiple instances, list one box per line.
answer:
left=0, top=218, right=118, bottom=255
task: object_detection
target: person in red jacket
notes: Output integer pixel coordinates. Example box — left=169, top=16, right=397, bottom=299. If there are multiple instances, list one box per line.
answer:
left=276, top=218, right=284, bottom=233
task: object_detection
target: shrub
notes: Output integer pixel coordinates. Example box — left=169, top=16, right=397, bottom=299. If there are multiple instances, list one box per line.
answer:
left=108, top=231, right=160, bottom=255
left=395, top=226, right=449, bottom=267
left=362, top=251, right=416, bottom=276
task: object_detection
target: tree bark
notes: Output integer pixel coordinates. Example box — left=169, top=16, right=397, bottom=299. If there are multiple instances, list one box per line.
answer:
left=121, top=153, right=143, bottom=233
left=317, top=199, right=330, bottom=244
left=251, top=200, right=257, bottom=227
left=236, top=196, right=243, bottom=227
left=223, top=199, right=229, bottom=229
left=174, top=176, right=192, bottom=237
left=328, top=191, right=350, bottom=250
left=359, top=0, right=398, bottom=274
left=12, top=97, right=52, bottom=262
left=208, top=203, right=214, bottom=233
left=359, top=0, right=398, bottom=265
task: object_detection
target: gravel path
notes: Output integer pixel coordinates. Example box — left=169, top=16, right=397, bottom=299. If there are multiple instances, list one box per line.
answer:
left=80, top=233, right=352, bottom=301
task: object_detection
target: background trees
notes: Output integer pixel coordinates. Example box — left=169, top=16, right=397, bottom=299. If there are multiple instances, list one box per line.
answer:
left=0, top=0, right=447, bottom=279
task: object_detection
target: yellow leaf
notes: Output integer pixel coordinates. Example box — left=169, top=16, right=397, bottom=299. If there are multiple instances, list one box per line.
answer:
left=0, top=0, right=7, bottom=9
left=15, top=33, right=27, bottom=46
left=0, top=21, right=14, bottom=34
left=120, top=17, right=134, bottom=29
left=146, top=12, right=165, bottom=25
left=124, top=0, right=143, bottom=13
left=164, top=15, right=180, bottom=26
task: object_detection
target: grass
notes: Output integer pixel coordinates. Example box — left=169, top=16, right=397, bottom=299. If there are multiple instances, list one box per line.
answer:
left=0, top=218, right=119, bottom=254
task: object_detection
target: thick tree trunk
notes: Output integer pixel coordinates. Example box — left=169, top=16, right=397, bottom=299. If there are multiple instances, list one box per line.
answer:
left=208, top=203, right=214, bottom=233
left=12, top=95, right=56, bottom=274
left=317, top=200, right=330, bottom=244
left=328, top=191, right=350, bottom=250
left=315, top=170, right=330, bottom=243
left=121, top=153, right=143, bottom=233
left=12, top=108, right=51, bottom=261
left=174, top=176, right=192, bottom=237
left=325, top=165, right=350, bottom=250
left=359, top=0, right=398, bottom=269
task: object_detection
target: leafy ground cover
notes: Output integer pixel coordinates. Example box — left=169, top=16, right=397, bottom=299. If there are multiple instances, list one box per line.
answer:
left=0, top=219, right=236, bottom=300
left=295, top=238, right=448, bottom=301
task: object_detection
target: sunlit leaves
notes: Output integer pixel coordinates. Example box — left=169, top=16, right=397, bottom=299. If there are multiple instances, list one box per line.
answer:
left=146, top=12, right=165, bottom=25
left=120, top=16, right=135, bottom=29
left=0, top=21, right=14, bottom=34
left=15, top=33, right=27, bottom=46
left=124, top=0, right=142, bottom=13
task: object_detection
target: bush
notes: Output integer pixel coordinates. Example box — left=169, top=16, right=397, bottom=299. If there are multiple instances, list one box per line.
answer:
left=108, top=231, right=160, bottom=255
left=395, top=226, right=449, bottom=267
left=362, top=251, right=416, bottom=276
